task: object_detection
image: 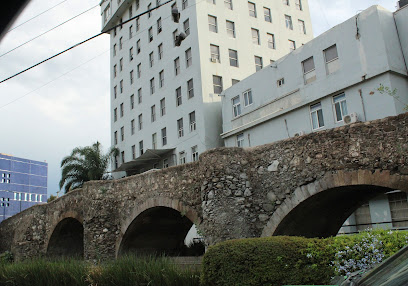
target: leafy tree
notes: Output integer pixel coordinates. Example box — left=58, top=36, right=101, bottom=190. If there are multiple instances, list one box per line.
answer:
left=47, top=194, right=57, bottom=203
left=59, top=142, right=119, bottom=193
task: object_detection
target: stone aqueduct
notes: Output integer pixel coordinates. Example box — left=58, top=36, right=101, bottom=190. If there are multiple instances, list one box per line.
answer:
left=1, top=113, right=408, bottom=260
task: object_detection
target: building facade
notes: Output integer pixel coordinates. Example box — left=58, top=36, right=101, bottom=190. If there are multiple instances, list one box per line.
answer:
left=0, top=154, right=48, bottom=222
left=221, top=5, right=408, bottom=232
left=100, top=0, right=313, bottom=176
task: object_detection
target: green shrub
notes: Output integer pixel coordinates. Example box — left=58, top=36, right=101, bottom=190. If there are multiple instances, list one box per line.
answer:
left=201, top=236, right=334, bottom=286
left=0, top=251, right=13, bottom=264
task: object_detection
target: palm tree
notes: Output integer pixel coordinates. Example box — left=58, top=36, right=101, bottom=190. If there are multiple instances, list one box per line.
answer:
left=59, top=142, right=119, bottom=193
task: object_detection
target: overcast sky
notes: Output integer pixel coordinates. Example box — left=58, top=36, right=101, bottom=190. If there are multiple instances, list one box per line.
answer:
left=0, top=0, right=397, bottom=197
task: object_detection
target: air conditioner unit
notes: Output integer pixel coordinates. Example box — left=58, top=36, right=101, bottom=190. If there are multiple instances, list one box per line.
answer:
left=294, top=131, right=305, bottom=137
left=210, top=56, right=219, bottom=63
left=343, top=112, right=358, bottom=124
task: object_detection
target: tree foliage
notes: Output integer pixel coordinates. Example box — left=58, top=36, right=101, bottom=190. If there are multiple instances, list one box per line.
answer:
left=59, top=142, right=119, bottom=194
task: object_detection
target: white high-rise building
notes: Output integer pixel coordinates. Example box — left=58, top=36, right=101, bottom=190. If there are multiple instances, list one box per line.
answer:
left=100, top=0, right=313, bottom=176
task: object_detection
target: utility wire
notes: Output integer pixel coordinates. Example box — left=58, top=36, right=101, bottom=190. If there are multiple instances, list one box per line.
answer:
left=0, top=0, right=174, bottom=84
left=5, top=0, right=69, bottom=34
left=0, top=4, right=99, bottom=58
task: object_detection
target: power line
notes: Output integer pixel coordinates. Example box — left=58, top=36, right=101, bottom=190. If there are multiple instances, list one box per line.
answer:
left=5, top=0, right=69, bottom=34
left=0, top=4, right=99, bottom=58
left=0, top=0, right=174, bottom=84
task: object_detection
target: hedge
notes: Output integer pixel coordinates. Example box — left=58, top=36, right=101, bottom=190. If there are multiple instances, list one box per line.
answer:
left=201, top=229, right=408, bottom=286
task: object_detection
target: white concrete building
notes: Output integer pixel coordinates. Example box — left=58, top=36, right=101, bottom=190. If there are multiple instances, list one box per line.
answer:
left=100, top=0, right=313, bottom=176
left=221, top=5, right=408, bottom=232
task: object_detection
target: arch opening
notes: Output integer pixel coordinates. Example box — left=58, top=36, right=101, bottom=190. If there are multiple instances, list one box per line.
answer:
left=118, top=206, right=203, bottom=256
left=273, top=185, right=396, bottom=238
left=47, top=217, right=84, bottom=258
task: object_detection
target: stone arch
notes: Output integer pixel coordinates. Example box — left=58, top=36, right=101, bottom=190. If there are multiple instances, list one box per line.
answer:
left=116, top=197, right=200, bottom=257
left=46, top=210, right=84, bottom=258
left=261, top=169, right=408, bottom=238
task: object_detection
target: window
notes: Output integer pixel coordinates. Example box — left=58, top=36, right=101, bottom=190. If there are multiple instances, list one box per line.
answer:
left=251, top=28, right=260, bottom=45
left=139, top=140, right=144, bottom=156
left=226, top=21, right=235, bottom=38
left=225, top=0, right=233, bottom=10
left=129, top=25, right=133, bottom=39
left=138, top=113, right=143, bottom=130
left=210, top=44, right=220, bottom=62
left=114, top=108, right=117, bottom=121
left=157, top=18, right=162, bottom=34
left=255, top=56, right=263, bottom=71
left=136, top=18, right=140, bottom=31
left=131, top=119, right=135, bottom=135
left=149, top=52, right=154, bottom=67
left=355, top=203, right=372, bottom=231
left=229, top=49, right=238, bottom=67
left=132, top=145, right=136, bottom=159
left=298, top=19, right=306, bottom=34
left=104, top=4, right=111, bottom=23
left=248, top=2, right=256, bottom=17
left=114, top=131, right=118, bottom=144
left=264, top=7, right=272, bottom=22
left=120, top=58, right=123, bottom=71
left=185, top=48, right=192, bottom=67
left=137, top=63, right=141, bottom=78
left=120, top=80, right=123, bottom=93
left=158, top=43, right=163, bottom=59
left=121, top=126, right=125, bottom=141
left=120, top=103, right=124, bottom=117
left=285, top=15, right=293, bottom=30
left=160, top=98, right=166, bottom=116
left=137, top=39, right=141, bottom=54
left=177, top=118, right=184, bottom=137
left=283, top=0, right=289, bottom=5
left=119, top=18, right=123, bottom=29
left=189, top=111, right=196, bottom=131
left=213, top=75, right=223, bottom=94
left=302, top=56, right=316, bottom=84
left=136, top=0, right=140, bottom=9
left=114, top=85, right=117, bottom=98
left=152, top=133, right=157, bottom=149
left=243, top=89, right=253, bottom=106
left=333, top=93, right=348, bottom=122
left=121, top=150, right=125, bottom=164
left=130, top=94, right=135, bottom=109
left=163, top=159, right=169, bottom=168
left=113, top=65, right=117, bottom=77
left=148, top=27, right=153, bottom=42
left=192, top=146, right=198, bottom=162
left=113, top=44, right=117, bottom=56
left=151, top=105, right=156, bottom=122
left=119, top=37, right=123, bottom=49
left=184, top=19, right=190, bottom=36
left=179, top=151, right=186, bottom=164
left=289, top=40, right=296, bottom=51
left=232, top=79, right=240, bottom=85
left=130, top=70, right=134, bottom=84
left=148, top=3, right=152, bottom=17
left=138, top=88, right=142, bottom=103
left=324, top=44, right=339, bottom=74
left=150, top=78, right=155, bottom=94
left=295, top=0, right=302, bottom=10
left=208, top=15, right=217, bottom=33
left=263, top=33, right=274, bottom=50
left=161, top=128, right=167, bottom=145
left=207, top=0, right=215, bottom=4
left=129, top=5, right=133, bottom=18
left=232, top=96, right=241, bottom=117
left=187, top=78, right=194, bottom=98
left=129, top=47, right=134, bottom=61
left=173, top=29, right=178, bottom=46
left=237, top=133, right=244, bottom=147
left=388, top=192, right=408, bottom=228
left=174, top=57, right=180, bottom=75
left=159, top=70, right=164, bottom=87
left=156, top=0, right=161, bottom=6
left=310, top=102, right=324, bottom=130
left=176, top=87, right=182, bottom=106
left=182, top=0, right=188, bottom=9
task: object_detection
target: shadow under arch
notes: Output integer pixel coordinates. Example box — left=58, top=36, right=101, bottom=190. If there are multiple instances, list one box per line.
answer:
left=46, top=217, right=84, bottom=258
left=116, top=197, right=201, bottom=257
left=262, top=170, right=408, bottom=238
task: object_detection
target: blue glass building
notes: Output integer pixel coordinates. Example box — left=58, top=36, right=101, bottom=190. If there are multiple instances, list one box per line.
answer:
left=0, top=153, right=47, bottom=222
